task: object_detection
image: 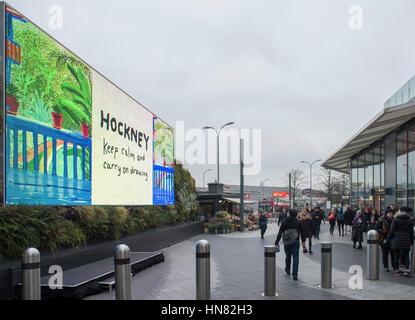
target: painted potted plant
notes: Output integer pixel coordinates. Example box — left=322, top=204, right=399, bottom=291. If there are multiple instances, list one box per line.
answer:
left=51, top=110, right=63, bottom=129
left=81, top=117, right=89, bottom=138
left=5, top=83, right=20, bottom=115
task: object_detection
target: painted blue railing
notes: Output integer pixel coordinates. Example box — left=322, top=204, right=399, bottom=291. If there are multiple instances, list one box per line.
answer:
left=5, top=114, right=92, bottom=205
left=153, top=165, right=174, bottom=205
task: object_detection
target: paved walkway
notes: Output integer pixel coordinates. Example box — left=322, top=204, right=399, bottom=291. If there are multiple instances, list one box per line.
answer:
left=86, top=222, right=415, bottom=300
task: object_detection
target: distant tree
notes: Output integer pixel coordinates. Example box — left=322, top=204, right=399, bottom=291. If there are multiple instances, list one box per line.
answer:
left=318, top=168, right=337, bottom=208
left=318, top=169, right=350, bottom=207
left=287, top=168, right=305, bottom=208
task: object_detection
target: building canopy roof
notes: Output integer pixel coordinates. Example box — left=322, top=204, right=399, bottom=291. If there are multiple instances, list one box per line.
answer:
left=322, top=100, right=415, bottom=173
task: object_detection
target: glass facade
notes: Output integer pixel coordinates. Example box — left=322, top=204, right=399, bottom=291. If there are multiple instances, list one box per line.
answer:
left=397, top=131, right=408, bottom=209
left=350, top=142, right=384, bottom=213
left=350, top=123, right=415, bottom=214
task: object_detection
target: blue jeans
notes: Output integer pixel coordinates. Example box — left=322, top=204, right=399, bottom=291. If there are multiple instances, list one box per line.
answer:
left=284, top=240, right=300, bottom=276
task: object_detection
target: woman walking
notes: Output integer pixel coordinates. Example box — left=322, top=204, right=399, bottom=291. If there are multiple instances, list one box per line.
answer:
left=259, top=212, right=268, bottom=239
left=328, top=209, right=336, bottom=235
left=352, top=210, right=363, bottom=249
left=388, top=207, right=414, bottom=277
left=376, top=209, right=394, bottom=272
left=301, top=212, right=313, bottom=254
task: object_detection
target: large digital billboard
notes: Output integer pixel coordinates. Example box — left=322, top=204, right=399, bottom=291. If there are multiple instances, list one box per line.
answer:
left=3, top=4, right=174, bottom=205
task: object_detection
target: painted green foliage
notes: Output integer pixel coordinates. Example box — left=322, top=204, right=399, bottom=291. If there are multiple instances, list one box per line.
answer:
left=7, top=14, right=92, bottom=179
left=9, top=19, right=92, bottom=132
left=154, top=119, right=174, bottom=166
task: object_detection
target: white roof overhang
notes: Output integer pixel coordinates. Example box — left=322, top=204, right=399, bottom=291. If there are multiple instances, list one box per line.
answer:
left=322, top=101, right=415, bottom=173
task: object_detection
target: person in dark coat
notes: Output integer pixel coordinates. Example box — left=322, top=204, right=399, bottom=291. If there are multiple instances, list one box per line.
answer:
left=301, top=212, right=313, bottom=254
left=344, top=207, right=354, bottom=235
left=278, top=208, right=288, bottom=226
left=275, top=209, right=305, bottom=281
left=311, top=208, right=323, bottom=239
left=367, top=209, right=380, bottom=231
left=388, top=207, right=414, bottom=277
left=352, top=210, right=363, bottom=249
left=376, top=210, right=394, bottom=272
left=259, top=212, right=268, bottom=239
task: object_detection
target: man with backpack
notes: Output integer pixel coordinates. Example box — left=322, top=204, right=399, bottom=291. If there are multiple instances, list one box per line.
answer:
left=275, top=209, right=305, bottom=281
left=336, top=209, right=345, bottom=236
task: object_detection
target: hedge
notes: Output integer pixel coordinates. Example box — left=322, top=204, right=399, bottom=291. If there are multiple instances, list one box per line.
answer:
left=0, top=161, right=200, bottom=258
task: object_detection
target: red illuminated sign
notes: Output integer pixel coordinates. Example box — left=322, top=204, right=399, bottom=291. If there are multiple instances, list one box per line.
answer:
left=273, top=191, right=289, bottom=198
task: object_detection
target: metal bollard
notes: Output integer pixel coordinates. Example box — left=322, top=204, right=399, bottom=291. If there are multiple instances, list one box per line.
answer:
left=367, top=230, right=379, bottom=280
left=22, top=247, right=41, bottom=300
left=411, top=227, right=415, bottom=274
left=320, top=242, right=333, bottom=289
left=114, top=244, right=131, bottom=300
left=196, top=240, right=210, bottom=300
left=263, top=245, right=278, bottom=297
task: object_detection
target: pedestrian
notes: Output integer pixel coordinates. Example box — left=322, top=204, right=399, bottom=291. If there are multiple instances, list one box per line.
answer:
left=388, top=207, right=414, bottom=277
left=328, top=209, right=336, bottom=235
left=367, top=209, right=380, bottom=231
left=301, top=212, right=313, bottom=254
left=311, top=207, right=323, bottom=239
left=344, top=206, right=354, bottom=235
left=352, top=210, right=363, bottom=249
left=376, top=209, right=395, bottom=272
left=275, top=209, right=304, bottom=281
left=387, top=204, right=397, bottom=215
left=298, top=208, right=306, bottom=222
left=278, top=207, right=288, bottom=226
left=259, top=212, right=268, bottom=239
left=336, top=208, right=345, bottom=236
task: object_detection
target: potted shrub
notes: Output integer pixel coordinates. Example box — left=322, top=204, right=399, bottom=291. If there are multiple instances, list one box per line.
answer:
left=208, top=224, right=215, bottom=234
left=51, top=111, right=63, bottom=129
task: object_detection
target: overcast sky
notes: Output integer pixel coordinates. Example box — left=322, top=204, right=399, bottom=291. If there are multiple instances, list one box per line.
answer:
left=7, top=0, right=415, bottom=189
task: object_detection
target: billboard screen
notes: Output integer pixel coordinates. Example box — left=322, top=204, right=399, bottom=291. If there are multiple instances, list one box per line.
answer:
left=3, top=5, right=174, bottom=205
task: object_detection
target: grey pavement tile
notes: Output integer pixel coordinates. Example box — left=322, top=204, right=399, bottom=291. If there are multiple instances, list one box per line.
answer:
left=86, top=223, right=414, bottom=300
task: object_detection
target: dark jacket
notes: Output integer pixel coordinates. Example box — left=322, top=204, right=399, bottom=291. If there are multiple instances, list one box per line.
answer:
left=388, top=212, right=414, bottom=250
left=344, top=209, right=355, bottom=226
left=259, top=215, right=268, bottom=230
left=311, top=210, right=323, bottom=225
left=275, top=216, right=305, bottom=245
left=367, top=213, right=380, bottom=231
left=301, top=218, right=313, bottom=237
left=376, top=215, right=393, bottom=245
left=278, top=212, right=287, bottom=226
left=361, top=212, right=369, bottom=232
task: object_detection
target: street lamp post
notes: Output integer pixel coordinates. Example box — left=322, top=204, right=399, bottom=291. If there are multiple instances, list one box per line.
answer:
left=203, top=122, right=235, bottom=184
left=260, top=178, right=270, bottom=212
left=203, top=169, right=212, bottom=188
left=301, top=159, right=322, bottom=208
